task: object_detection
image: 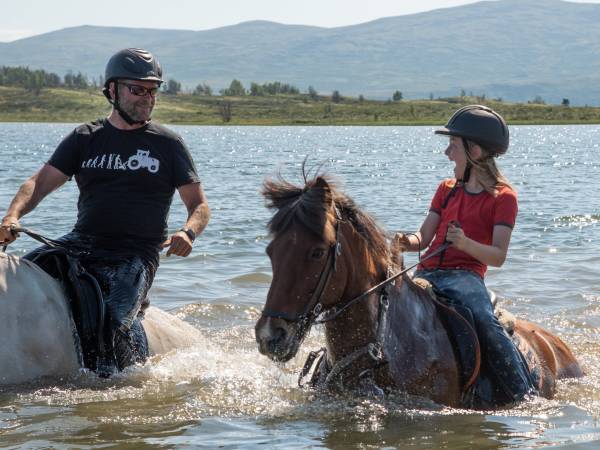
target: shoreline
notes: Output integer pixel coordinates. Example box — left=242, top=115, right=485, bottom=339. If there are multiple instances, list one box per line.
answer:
left=2, top=119, right=600, bottom=126
left=2, top=86, right=600, bottom=126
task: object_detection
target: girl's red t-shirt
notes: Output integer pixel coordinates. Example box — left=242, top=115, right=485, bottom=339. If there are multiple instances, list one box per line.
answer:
left=418, top=179, right=518, bottom=278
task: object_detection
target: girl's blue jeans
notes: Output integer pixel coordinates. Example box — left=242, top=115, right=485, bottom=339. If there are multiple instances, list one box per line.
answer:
left=415, top=268, right=537, bottom=401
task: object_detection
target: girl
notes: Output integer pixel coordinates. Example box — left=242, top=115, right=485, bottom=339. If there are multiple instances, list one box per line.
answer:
left=397, top=105, right=536, bottom=403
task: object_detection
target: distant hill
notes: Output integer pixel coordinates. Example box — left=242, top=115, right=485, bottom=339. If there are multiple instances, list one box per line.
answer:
left=1, top=0, right=600, bottom=105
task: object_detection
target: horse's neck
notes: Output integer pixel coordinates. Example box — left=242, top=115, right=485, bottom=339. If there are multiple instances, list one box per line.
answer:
left=325, top=278, right=438, bottom=363
left=324, top=292, right=380, bottom=363
left=378, top=278, right=462, bottom=403
left=388, top=279, right=439, bottom=341
left=325, top=238, right=384, bottom=363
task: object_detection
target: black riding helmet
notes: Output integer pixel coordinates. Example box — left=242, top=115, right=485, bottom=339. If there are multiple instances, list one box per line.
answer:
left=102, top=48, right=163, bottom=125
left=435, top=105, right=509, bottom=157
left=102, top=48, right=163, bottom=94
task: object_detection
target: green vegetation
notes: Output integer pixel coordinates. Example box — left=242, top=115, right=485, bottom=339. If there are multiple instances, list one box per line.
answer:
left=1, top=66, right=599, bottom=125
left=1, top=66, right=90, bottom=94
left=1, top=86, right=600, bottom=125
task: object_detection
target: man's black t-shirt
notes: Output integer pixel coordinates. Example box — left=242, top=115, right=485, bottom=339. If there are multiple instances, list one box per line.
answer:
left=49, top=119, right=199, bottom=248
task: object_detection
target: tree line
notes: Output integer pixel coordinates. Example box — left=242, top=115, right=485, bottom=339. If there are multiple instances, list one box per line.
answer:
left=0, top=65, right=409, bottom=103
left=192, top=79, right=301, bottom=97
left=1, top=66, right=575, bottom=107
left=0, top=66, right=91, bottom=94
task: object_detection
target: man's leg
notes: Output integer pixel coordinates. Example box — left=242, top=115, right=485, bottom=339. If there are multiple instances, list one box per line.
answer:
left=87, top=255, right=154, bottom=371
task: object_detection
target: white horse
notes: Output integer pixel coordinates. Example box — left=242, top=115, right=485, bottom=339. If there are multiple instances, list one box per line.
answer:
left=0, top=252, right=201, bottom=385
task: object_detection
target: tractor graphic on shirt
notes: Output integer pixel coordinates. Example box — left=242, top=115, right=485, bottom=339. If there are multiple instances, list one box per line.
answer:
left=127, top=149, right=159, bottom=173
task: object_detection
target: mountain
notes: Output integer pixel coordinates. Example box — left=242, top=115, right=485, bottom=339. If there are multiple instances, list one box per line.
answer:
left=1, top=0, right=599, bottom=104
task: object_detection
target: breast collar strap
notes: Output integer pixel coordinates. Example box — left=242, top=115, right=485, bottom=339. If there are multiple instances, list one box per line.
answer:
left=298, top=286, right=391, bottom=390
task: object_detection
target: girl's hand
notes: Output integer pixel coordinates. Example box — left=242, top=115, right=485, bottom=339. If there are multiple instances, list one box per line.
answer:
left=392, top=232, right=411, bottom=253
left=446, top=223, right=467, bottom=251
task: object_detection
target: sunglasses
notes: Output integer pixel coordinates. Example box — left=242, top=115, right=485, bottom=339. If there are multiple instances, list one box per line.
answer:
left=119, top=82, right=159, bottom=97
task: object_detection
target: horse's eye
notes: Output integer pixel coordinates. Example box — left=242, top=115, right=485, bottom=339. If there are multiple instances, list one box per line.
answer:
left=311, top=248, right=326, bottom=259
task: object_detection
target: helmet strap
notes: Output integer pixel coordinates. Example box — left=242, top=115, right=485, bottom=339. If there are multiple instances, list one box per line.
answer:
left=461, top=137, right=472, bottom=183
left=108, top=81, right=149, bottom=126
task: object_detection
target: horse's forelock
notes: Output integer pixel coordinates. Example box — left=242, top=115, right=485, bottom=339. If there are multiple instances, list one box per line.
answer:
left=263, top=174, right=335, bottom=237
left=262, top=178, right=303, bottom=211
left=264, top=174, right=390, bottom=269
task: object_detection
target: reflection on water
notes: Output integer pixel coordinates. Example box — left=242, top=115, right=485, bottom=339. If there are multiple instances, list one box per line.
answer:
left=0, top=123, right=599, bottom=448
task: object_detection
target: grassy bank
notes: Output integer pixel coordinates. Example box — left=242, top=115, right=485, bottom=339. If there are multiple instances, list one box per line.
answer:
left=1, top=86, right=600, bottom=125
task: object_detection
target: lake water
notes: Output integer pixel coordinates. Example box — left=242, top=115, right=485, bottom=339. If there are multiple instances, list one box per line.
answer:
left=0, top=122, right=599, bottom=448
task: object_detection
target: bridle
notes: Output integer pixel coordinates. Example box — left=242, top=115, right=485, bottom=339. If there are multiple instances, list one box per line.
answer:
left=261, top=214, right=343, bottom=337
left=260, top=210, right=452, bottom=389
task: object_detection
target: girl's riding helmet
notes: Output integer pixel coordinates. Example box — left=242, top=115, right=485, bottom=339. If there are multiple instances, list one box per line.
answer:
left=435, top=105, right=509, bottom=156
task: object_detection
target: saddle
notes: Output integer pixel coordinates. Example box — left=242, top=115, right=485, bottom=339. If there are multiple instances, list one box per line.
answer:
left=28, top=248, right=110, bottom=372
left=409, top=277, right=518, bottom=393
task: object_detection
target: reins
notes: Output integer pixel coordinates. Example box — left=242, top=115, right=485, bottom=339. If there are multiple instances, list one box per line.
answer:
left=315, top=241, right=451, bottom=324
left=260, top=214, right=453, bottom=390
left=2, top=225, right=65, bottom=252
left=295, top=236, right=452, bottom=389
left=261, top=212, right=452, bottom=328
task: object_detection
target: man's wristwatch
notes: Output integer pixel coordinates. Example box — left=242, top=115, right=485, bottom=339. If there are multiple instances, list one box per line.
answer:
left=180, top=227, right=196, bottom=242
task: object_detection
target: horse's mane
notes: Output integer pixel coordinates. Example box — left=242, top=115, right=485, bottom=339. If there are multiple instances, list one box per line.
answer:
left=262, top=171, right=391, bottom=271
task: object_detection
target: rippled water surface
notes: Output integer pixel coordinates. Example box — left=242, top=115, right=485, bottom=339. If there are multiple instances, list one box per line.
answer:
left=1, top=123, right=599, bottom=448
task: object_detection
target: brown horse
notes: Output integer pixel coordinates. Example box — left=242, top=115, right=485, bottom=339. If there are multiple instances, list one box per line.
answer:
left=254, top=173, right=583, bottom=408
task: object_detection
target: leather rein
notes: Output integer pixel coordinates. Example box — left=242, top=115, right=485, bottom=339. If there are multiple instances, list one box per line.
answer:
left=261, top=216, right=450, bottom=327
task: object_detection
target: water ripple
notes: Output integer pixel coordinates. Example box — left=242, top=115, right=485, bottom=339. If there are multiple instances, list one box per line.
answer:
left=1, top=123, right=600, bottom=448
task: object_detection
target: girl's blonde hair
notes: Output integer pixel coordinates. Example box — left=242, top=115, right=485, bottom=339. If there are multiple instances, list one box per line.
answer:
left=465, top=141, right=514, bottom=195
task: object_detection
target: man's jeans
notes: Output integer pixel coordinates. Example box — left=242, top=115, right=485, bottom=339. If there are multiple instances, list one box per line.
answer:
left=415, top=268, right=537, bottom=401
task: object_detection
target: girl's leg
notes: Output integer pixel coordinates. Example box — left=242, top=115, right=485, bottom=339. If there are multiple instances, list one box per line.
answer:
left=416, top=269, right=536, bottom=402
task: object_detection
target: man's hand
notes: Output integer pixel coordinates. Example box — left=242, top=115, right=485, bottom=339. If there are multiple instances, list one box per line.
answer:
left=0, top=218, right=20, bottom=246
left=161, top=230, right=193, bottom=257
left=163, top=182, right=209, bottom=258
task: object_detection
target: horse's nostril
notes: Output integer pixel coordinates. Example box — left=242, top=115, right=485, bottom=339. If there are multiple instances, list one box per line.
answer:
left=256, top=322, right=289, bottom=356
left=265, top=326, right=288, bottom=354
left=272, top=327, right=286, bottom=342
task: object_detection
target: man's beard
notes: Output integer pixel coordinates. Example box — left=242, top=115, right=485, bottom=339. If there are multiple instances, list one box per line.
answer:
left=122, top=100, right=154, bottom=122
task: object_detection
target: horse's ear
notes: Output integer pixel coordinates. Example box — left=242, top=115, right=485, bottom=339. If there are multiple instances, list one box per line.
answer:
left=314, top=176, right=330, bottom=192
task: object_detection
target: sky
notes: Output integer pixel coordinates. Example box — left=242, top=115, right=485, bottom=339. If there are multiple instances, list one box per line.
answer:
left=3, top=0, right=600, bottom=42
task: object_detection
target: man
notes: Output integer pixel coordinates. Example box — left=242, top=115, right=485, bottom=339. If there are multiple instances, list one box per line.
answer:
left=0, top=48, right=210, bottom=373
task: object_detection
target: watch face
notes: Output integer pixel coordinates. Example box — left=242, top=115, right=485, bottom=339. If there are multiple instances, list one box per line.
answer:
left=182, top=228, right=195, bottom=241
